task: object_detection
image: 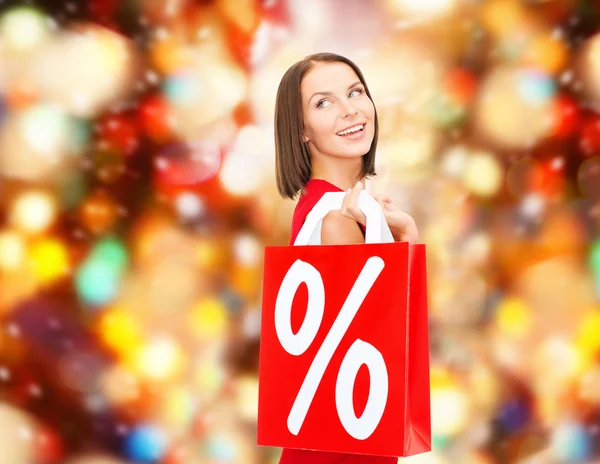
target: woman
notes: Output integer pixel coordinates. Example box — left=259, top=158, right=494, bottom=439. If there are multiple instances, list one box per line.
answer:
left=273, top=52, right=420, bottom=464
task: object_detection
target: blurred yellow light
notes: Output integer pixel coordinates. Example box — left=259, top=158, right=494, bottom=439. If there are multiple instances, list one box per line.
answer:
left=232, top=265, right=260, bottom=299
left=494, top=297, right=532, bottom=338
left=66, top=455, right=130, bottom=464
left=94, top=27, right=131, bottom=76
left=462, top=150, right=503, bottom=197
left=0, top=403, right=38, bottom=463
left=216, top=0, right=260, bottom=33
left=132, top=336, right=186, bottom=382
left=534, top=336, right=589, bottom=389
left=10, top=191, right=57, bottom=234
left=475, top=66, right=554, bottom=149
left=188, top=297, right=229, bottom=341
left=390, top=0, right=455, bottom=17
left=0, top=265, right=38, bottom=312
left=378, top=121, right=438, bottom=172
left=430, top=365, right=456, bottom=389
left=480, top=0, right=527, bottom=37
left=526, top=33, right=568, bottom=74
left=235, top=375, right=259, bottom=422
left=468, top=364, right=501, bottom=413
left=409, top=452, right=451, bottom=464
left=28, top=238, right=70, bottom=283
left=196, top=240, right=224, bottom=269
left=194, top=359, right=226, bottom=396
left=537, top=392, right=560, bottom=425
left=0, top=7, right=49, bottom=53
left=0, top=231, right=26, bottom=270
left=430, top=368, right=470, bottom=436
left=581, top=33, right=600, bottom=104
left=98, top=308, right=143, bottom=357
left=575, top=311, right=600, bottom=356
left=578, top=365, right=600, bottom=404
left=158, top=385, right=196, bottom=430
left=150, top=34, right=190, bottom=73
left=32, top=25, right=136, bottom=118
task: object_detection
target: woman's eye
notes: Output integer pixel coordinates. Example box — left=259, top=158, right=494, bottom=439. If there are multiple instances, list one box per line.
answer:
left=315, top=89, right=363, bottom=108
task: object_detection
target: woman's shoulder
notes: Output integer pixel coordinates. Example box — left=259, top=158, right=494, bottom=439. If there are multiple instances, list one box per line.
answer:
left=289, top=179, right=343, bottom=244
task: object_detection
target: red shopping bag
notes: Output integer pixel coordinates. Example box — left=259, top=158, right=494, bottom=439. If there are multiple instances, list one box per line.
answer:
left=257, top=191, right=431, bottom=457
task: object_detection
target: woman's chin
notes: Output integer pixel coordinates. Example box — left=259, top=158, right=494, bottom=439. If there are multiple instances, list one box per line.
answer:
left=332, top=150, right=369, bottom=160
left=340, top=144, right=373, bottom=158
left=332, top=139, right=373, bottom=156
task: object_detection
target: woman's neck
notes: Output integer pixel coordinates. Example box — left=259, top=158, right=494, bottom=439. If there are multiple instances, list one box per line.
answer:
left=310, top=156, right=364, bottom=191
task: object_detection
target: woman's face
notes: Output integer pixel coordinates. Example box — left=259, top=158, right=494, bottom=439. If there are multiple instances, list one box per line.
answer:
left=301, top=62, right=375, bottom=161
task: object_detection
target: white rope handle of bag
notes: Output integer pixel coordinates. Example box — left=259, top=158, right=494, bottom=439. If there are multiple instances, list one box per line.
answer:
left=293, top=190, right=394, bottom=246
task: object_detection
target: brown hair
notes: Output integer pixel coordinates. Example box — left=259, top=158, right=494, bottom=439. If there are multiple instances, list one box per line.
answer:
left=274, top=52, right=379, bottom=199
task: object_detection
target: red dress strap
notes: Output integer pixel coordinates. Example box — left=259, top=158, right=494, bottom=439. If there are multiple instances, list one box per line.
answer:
left=289, top=179, right=365, bottom=246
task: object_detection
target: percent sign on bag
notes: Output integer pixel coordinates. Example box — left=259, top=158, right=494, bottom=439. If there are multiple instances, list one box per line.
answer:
left=258, top=191, right=417, bottom=457
left=276, top=256, right=389, bottom=440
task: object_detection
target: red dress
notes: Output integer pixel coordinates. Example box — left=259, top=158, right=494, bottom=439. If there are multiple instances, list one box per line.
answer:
left=280, top=178, right=396, bottom=464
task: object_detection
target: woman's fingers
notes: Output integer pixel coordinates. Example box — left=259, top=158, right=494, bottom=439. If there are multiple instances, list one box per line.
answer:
left=374, top=196, right=387, bottom=214
left=374, top=193, right=392, bottom=204
left=347, top=182, right=367, bottom=224
left=373, top=195, right=420, bottom=242
left=341, top=181, right=367, bottom=225
left=341, top=187, right=419, bottom=241
left=341, top=188, right=352, bottom=216
left=374, top=194, right=392, bottom=204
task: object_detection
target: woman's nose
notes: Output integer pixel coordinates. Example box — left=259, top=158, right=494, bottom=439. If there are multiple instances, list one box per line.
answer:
left=340, top=100, right=358, bottom=118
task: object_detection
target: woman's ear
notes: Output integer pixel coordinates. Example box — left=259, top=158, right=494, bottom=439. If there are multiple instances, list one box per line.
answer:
left=302, top=134, right=309, bottom=143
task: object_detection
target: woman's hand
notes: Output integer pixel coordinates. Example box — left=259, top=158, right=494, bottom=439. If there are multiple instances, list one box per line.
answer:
left=373, top=194, right=419, bottom=243
left=341, top=181, right=420, bottom=243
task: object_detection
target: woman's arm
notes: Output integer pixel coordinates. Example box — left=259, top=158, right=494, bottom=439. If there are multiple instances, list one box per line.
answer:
left=321, top=210, right=365, bottom=245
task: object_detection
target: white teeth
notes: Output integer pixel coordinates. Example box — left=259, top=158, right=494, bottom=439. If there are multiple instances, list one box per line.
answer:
left=337, top=124, right=364, bottom=136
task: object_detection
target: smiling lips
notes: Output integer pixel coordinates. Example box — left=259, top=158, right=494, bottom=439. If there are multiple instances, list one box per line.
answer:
left=336, top=123, right=365, bottom=137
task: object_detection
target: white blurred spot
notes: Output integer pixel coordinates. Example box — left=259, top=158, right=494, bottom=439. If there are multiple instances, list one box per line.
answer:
left=242, top=308, right=261, bottom=339
left=28, top=384, right=43, bottom=398
left=233, top=233, right=261, bottom=266
left=6, top=323, right=21, bottom=337
left=219, top=125, right=273, bottom=196
left=0, top=7, right=49, bottom=53
left=0, top=367, right=11, bottom=381
left=441, top=145, right=469, bottom=177
left=175, top=192, right=205, bottom=220
left=521, top=194, right=545, bottom=219
left=145, top=70, right=160, bottom=84
left=18, top=426, right=33, bottom=441
left=154, top=27, right=169, bottom=40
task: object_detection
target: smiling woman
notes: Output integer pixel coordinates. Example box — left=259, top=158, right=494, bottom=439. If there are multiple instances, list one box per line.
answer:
left=274, top=53, right=379, bottom=200
left=268, top=52, right=413, bottom=464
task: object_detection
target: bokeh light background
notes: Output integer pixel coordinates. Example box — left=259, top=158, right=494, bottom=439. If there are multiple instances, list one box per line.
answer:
left=0, top=0, right=600, bottom=463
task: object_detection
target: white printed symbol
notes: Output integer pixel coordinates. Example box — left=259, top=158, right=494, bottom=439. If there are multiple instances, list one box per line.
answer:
left=274, top=257, right=389, bottom=440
